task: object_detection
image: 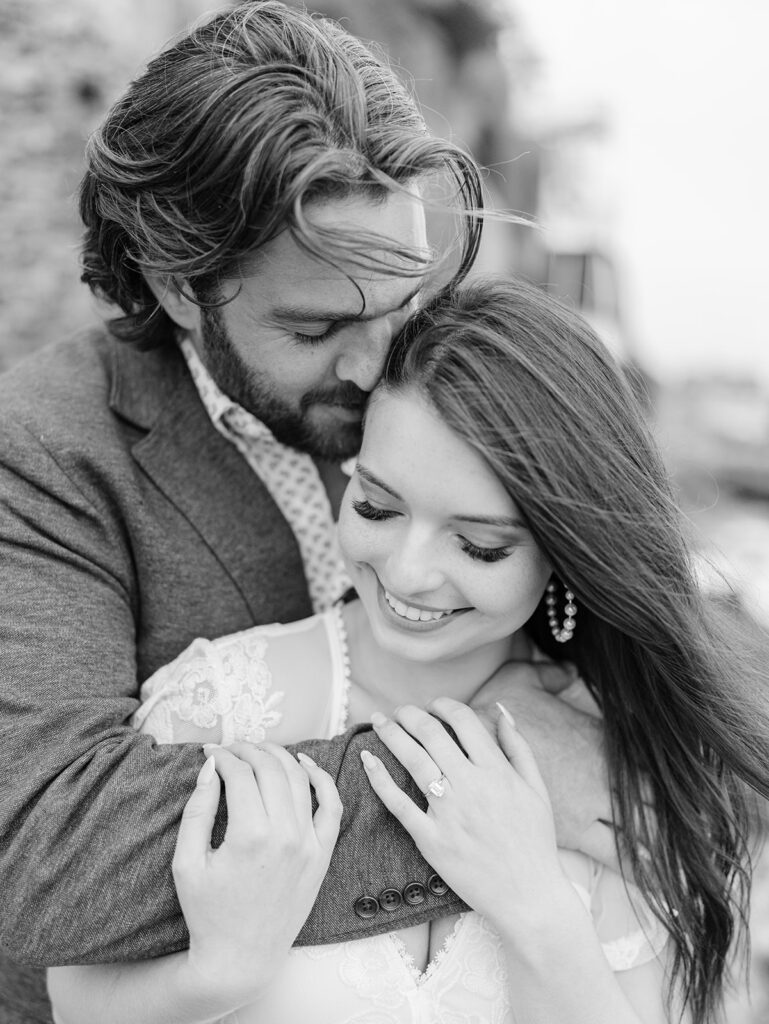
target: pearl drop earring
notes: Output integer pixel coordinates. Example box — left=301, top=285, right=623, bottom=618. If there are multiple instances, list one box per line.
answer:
left=546, top=580, right=577, bottom=643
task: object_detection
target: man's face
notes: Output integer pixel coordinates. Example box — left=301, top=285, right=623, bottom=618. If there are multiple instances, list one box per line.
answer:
left=191, top=193, right=428, bottom=460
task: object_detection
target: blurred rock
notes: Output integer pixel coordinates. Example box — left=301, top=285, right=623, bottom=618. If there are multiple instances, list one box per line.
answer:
left=0, top=0, right=212, bottom=370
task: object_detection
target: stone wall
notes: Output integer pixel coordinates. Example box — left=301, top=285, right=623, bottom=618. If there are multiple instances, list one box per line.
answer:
left=0, top=0, right=212, bottom=369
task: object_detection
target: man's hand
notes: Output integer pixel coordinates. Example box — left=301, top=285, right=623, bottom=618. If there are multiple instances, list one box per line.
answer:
left=470, top=661, right=616, bottom=865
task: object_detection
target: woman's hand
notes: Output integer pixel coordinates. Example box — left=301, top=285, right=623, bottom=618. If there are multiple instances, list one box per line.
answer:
left=470, top=661, right=612, bottom=851
left=173, top=741, right=342, bottom=1010
left=361, top=698, right=572, bottom=940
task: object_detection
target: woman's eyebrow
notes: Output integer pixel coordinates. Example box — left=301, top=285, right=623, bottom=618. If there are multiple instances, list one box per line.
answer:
left=451, top=513, right=525, bottom=529
left=356, top=464, right=402, bottom=499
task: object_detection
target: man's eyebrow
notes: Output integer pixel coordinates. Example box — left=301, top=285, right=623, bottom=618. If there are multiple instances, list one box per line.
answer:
left=271, top=284, right=423, bottom=324
left=357, top=464, right=525, bottom=530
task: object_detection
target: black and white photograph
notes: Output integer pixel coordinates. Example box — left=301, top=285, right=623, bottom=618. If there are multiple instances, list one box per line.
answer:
left=1, top=2, right=767, bottom=1022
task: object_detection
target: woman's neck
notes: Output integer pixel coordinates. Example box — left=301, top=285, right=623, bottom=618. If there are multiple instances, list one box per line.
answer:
left=342, top=599, right=532, bottom=716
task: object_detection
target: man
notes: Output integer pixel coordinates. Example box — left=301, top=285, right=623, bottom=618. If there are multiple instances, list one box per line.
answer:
left=0, top=4, right=609, bottom=1021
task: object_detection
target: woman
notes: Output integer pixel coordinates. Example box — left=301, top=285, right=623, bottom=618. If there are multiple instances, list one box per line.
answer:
left=48, top=279, right=767, bottom=1023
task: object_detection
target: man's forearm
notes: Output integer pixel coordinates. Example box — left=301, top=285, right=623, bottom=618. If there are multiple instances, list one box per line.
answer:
left=1, top=723, right=463, bottom=965
left=0, top=428, right=458, bottom=965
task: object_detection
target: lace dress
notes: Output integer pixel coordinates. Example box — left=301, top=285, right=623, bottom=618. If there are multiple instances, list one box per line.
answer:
left=133, top=607, right=669, bottom=1024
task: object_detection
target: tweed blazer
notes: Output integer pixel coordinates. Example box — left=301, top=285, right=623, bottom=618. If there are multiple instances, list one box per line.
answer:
left=0, top=330, right=463, bottom=1023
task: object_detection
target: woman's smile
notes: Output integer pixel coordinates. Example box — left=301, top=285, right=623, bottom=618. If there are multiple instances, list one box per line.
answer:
left=377, top=577, right=471, bottom=630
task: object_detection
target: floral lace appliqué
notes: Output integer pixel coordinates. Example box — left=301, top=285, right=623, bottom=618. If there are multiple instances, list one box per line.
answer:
left=338, top=942, right=410, bottom=1012
left=387, top=913, right=466, bottom=987
left=139, top=632, right=284, bottom=745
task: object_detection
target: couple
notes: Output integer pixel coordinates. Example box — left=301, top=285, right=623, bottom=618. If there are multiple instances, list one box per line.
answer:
left=47, top=273, right=769, bottom=1024
left=0, top=3, right=765, bottom=1023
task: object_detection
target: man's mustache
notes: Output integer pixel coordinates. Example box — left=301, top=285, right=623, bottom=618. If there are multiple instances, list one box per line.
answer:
left=301, top=383, right=369, bottom=410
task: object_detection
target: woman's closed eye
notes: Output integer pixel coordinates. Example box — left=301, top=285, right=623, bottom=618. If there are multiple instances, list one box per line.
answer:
left=459, top=538, right=514, bottom=563
left=351, top=497, right=399, bottom=522
left=352, top=498, right=513, bottom=563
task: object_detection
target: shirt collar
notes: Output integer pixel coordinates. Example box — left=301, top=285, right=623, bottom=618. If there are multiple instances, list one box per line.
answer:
left=178, top=335, right=276, bottom=443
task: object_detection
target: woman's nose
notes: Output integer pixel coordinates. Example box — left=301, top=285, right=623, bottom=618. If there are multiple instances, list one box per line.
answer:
left=384, top=528, right=445, bottom=599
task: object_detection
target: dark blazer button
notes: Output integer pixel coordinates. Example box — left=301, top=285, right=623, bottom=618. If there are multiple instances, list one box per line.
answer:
left=427, top=873, right=449, bottom=896
left=403, top=881, right=426, bottom=906
left=354, top=895, right=380, bottom=919
left=379, top=887, right=403, bottom=912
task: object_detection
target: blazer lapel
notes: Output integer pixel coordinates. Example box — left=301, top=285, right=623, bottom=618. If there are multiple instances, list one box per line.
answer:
left=109, top=339, right=312, bottom=623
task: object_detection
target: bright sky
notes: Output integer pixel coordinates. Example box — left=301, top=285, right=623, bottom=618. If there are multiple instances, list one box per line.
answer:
left=511, top=0, right=769, bottom=384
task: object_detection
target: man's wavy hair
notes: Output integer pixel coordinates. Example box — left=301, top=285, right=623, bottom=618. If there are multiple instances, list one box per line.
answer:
left=79, top=1, right=483, bottom=348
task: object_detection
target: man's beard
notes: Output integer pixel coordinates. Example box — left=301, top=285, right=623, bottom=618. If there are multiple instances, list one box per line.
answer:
left=198, top=306, right=366, bottom=460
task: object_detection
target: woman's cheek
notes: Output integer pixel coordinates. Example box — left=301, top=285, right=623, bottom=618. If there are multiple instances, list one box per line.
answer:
left=474, top=553, right=550, bottom=623
left=510, top=553, right=553, bottom=621
left=337, top=502, right=375, bottom=566
left=336, top=502, right=357, bottom=562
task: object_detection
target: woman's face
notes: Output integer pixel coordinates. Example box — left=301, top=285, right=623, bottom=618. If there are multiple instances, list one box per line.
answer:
left=338, top=388, right=552, bottom=663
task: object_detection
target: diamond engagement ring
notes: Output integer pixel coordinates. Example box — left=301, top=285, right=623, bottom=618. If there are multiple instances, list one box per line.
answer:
left=424, top=774, right=447, bottom=798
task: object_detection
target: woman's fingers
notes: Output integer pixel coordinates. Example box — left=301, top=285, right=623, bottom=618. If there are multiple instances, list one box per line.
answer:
left=360, top=749, right=429, bottom=838
left=173, top=755, right=221, bottom=870
left=203, top=742, right=339, bottom=850
left=199, top=745, right=270, bottom=843
left=372, top=707, right=458, bottom=792
left=495, top=702, right=551, bottom=806
left=297, top=752, right=343, bottom=852
left=221, top=740, right=304, bottom=827
left=425, top=697, right=506, bottom=766
left=255, top=741, right=313, bottom=820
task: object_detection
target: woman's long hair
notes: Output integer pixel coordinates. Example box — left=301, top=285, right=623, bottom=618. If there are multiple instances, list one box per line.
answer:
left=383, top=277, right=768, bottom=1023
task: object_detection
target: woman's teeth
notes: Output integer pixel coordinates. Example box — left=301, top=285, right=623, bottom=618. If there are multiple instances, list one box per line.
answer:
left=384, top=590, right=451, bottom=622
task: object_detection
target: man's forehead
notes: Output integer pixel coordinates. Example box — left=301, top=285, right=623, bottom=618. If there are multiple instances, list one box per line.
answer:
left=227, top=191, right=431, bottom=319
left=268, top=279, right=424, bottom=324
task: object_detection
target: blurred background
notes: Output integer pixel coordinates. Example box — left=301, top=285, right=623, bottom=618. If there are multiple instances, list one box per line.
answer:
left=1, top=0, right=766, bottom=1018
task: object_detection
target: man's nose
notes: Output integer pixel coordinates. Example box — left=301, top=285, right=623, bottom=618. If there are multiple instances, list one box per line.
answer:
left=334, top=319, right=395, bottom=393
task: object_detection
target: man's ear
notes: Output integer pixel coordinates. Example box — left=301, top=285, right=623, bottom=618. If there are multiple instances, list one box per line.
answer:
left=143, top=273, right=201, bottom=332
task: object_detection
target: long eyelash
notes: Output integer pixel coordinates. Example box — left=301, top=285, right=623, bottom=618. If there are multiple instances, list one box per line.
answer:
left=352, top=498, right=509, bottom=560
left=351, top=498, right=397, bottom=522
left=293, top=330, right=332, bottom=346
left=460, top=539, right=512, bottom=563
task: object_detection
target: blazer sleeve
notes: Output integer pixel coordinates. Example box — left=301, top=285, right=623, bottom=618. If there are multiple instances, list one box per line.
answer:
left=0, top=418, right=465, bottom=967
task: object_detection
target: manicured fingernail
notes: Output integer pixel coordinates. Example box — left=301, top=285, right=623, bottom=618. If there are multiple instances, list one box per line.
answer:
left=297, top=752, right=317, bottom=768
left=496, top=702, right=515, bottom=728
left=360, top=749, right=378, bottom=769
left=197, top=754, right=216, bottom=785
left=370, top=712, right=387, bottom=727
left=202, top=743, right=220, bottom=752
